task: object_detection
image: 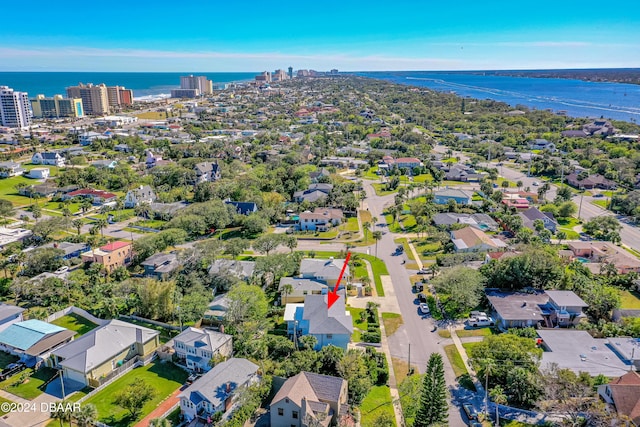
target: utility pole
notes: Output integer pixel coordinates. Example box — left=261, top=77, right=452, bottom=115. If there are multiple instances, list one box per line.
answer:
left=408, top=343, right=411, bottom=375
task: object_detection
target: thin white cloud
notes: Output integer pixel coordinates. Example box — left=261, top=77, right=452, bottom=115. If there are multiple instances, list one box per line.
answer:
left=430, top=41, right=637, bottom=48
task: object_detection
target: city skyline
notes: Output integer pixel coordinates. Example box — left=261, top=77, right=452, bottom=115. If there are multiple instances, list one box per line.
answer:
left=2, top=0, right=639, bottom=71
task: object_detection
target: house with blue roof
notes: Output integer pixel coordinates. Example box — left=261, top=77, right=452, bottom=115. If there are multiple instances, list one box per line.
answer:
left=0, top=320, right=75, bottom=366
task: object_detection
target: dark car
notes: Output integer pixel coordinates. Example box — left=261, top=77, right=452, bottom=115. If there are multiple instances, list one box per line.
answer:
left=414, top=282, right=424, bottom=292
left=417, top=293, right=427, bottom=303
left=0, top=362, right=26, bottom=381
left=462, top=403, right=478, bottom=420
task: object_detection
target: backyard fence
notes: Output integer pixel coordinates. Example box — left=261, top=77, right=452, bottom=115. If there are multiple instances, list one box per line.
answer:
left=45, top=306, right=109, bottom=326
left=120, top=314, right=183, bottom=331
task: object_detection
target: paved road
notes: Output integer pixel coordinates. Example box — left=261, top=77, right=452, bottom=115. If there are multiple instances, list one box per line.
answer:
left=360, top=179, right=468, bottom=427
left=433, top=145, right=640, bottom=251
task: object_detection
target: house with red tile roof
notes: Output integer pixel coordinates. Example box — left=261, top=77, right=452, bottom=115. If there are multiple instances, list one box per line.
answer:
left=598, top=371, right=640, bottom=425
left=63, top=188, right=117, bottom=205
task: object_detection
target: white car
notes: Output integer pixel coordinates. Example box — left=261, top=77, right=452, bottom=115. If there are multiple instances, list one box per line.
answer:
left=532, top=181, right=540, bottom=186
left=467, top=316, right=495, bottom=327
left=54, top=266, right=69, bottom=275
left=419, top=303, right=430, bottom=314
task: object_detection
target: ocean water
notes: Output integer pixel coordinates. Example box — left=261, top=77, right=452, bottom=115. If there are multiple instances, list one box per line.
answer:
left=0, top=72, right=257, bottom=101
left=358, top=71, right=640, bottom=123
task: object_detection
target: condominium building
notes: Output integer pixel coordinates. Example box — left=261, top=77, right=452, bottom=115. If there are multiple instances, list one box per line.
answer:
left=170, top=88, right=200, bottom=99
left=0, top=86, right=32, bottom=129
left=66, top=83, right=109, bottom=115
left=106, top=86, right=134, bottom=108
left=273, top=69, right=288, bottom=81
left=31, top=95, right=84, bottom=118
left=255, top=71, right=272, bottom=83
left=180, top=75, right=213, bottom=96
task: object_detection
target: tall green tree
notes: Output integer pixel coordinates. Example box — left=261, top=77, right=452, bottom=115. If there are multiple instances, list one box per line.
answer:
left=113, top=379, right=156, bottom=419
left=415, top=353, right=448, bottom=427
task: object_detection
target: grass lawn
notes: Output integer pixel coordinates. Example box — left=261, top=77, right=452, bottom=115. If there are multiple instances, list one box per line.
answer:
left=592, top=200, right=609, bottom=209
left=444, top=344, right=468, bottom=378
left=84, top=362, right=188, bottom=427
left=618, top=289, right=640, bottom=309
left=359, top=210, right=372, bottom=224
left=132, top=219, right=166, bottom=229
left=456, top=328, right=496, bottom=338
left=342, top=217, right=360, bottom=232
left=0, top=396, right=12, bottom=416
left=0, top=367, right=57, bottom=400
left=360, top=385, right=396, bottom=427
left=391, top=357, right=417, bottom=381
left=134, top=111, right=167, bottom=120
left=119, top=318, right=177, bottom=344
left=0, top=352, right=18, bottom=369
left=347, top=306, right=368, bottom=342
left=50, top=313, right=98, bottom=337
left=363, top=167, right=381, bottom=180
left=0, top=175, right=37, bottom=206
left=359, top=254, right=389, bottom=297
left=381, top=312, right=403, bottom=336
left=438, top=330, right=451, bottom=338
left=295, top=229, right=339, bottom=240
left=462, top=342, right=482, bottom=355
left=372, top=183, right=400, bottom=196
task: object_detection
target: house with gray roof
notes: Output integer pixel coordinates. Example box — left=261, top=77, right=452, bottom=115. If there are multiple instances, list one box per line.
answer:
left=194, top=162, right=221, bottom=184
left=0, top=161, right=25, bottom=178
left=270, top=371, right=348, bottom=427
left=173, top=327, right=232, bottom=372
left=434, top=188, right=474, bottom=205
left=293, top=183, right=333, bottom=203
left=433, top=213, right=498, bottom=231
left=0, top=320, right=74, bottom=366
left=32, top=152, right=65, bottom=167
left=124, top=185, right=156, bottom=208
left=286, top=291, right=353, bottom=350
left=518, top=207, right=558, bottom=233
left=141, top=252, right=180, bottom=279
left=43, top=241, right=90, bottom=260
left=299, top=257, right=349, bottom=287
left=179, top=358, right=260, bottom=422
left=208, top=260, right=255, bottom=281
left=51, top=319, right=159, bottom=387
left=279, top=278, right=328, bottom=304
left=0, top=304, right=24, bottom=333
left=203, top=294, right=231, bottom=325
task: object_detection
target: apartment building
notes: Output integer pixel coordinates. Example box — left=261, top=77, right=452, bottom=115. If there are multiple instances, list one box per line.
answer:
left=106, top=86, right=133, bottom=108
left=0, top=86, right=32, bottom=129
left=31, top=95, right=84, bottom=118
left=180, top=75, right=213, bottom=95
left=66, top=83, right=110, bottom=115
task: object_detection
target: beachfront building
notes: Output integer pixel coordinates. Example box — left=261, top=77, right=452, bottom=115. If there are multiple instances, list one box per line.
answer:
left=106, top=86, right=133, bottom=108
left=30, top=95, right=84, bottom=118
left=179, top=75, right=213, bottom=96
left=0, top=86, right=32, bottom=129
left=66, top=83, right=110, bottom=115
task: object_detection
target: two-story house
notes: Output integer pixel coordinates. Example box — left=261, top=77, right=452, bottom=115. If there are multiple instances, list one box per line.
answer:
left=544, top=290, right=588, bottom=327
left=172, top=327, right=233, bottom=372
left=598, top=371, right=640, bottom=426
left=44, top=242, right=91, bottom=260
left=179, top=358, right=259, bottom=423
left=528, top=138, right=556, bottom=152
left=279, top=278, right=328, bottom=304
left=63, top=188, right=117, bottom=205
left=194, top=162, right=221, bottom=184
left=297, top=208, right=344, bottom=232
left=284, top=291, right=353, bottom=350
left=298, top=257, right=349, bottom=288
left=124, top=185, right=157, bottom=208
left=81, top=241, right=132, bottom=273
left=518, top=207, right=558, bottom=233
left=32, top=152, right=65, bottom=167
left=270, top=372, right=348, bottom=427
left=450, top=227, right=507, bottom=253
left=140, top=252, right=180, bottom=280
left=0, top=162, right=25, bottom=178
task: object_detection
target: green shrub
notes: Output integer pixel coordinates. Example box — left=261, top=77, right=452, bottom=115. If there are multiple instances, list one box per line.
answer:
left=362, top=331, right=381, bottom=343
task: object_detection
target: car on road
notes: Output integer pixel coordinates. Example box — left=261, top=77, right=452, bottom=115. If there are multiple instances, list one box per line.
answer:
left=593, top=193, right=605, bottom=198
left=532, top=181, right=540, bottom=186
left=467, top=315, right=495, bottom=327
left=417, top=268, right=430, bottom=275
left=54, top=266, right=69, bottom=275
left=468, top=422, right=483, bottom=427
left=417, top=293, right=427, bottom=303
left=463, top=403, right=478, bottom=420
left=419, top=303, right=430, bottom=314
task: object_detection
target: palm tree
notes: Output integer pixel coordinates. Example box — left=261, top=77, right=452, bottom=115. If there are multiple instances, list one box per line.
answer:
left=556, top=231, right=567, bottom=245
left=80, top=198, right=92, bottom=214
left=372, top=231, right=383, bottom=257
left=490, top=386, right=507, bottom=427
left=94, top=218, right=107, bottom=237
left=362, top=221, right=371, bottom=243
left=72, top=218, right=84, bottom=235
left=50, top=400, right=71, bottom=427
left=280, top=283, right=293, bottom=305
left=74, top=403, right=98, bottom=427
left=31, top=203, right=42, bottom=222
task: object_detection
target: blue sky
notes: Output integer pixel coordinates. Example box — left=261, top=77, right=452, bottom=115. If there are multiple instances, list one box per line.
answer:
left=2, top=0, right=639, bottom=71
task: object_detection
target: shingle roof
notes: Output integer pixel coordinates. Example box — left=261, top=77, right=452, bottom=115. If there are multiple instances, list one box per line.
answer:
left=545, top=290, right=588, bottom=307
left=179, top=358, right=258, bottom=408
left=271, top=371, right=345, bottom=408
left=279, top=278, right=328, bottom=293
left=302, top=293, right=352, bottom=335
left=0, top=320, right=66, bottom=351
left=299, top=258, right=349, bottom=281
left=208, top=260, right=255, bottom=278
left=52, top=319, right=158, bottom=373
left=173, top=327, right=231, bottom=352
left=0, top=304, right=24, bottom=321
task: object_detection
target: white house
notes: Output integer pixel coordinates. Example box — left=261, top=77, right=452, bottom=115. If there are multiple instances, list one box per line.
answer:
left=32, top=152, right=65, bottom=167
left=26, top=167, right=49, bottom=179
left=124, top=185, right=157, bottom=208
left=0, top=162, right=25, bottom=178
left=173, top=327, right=233, bottom=372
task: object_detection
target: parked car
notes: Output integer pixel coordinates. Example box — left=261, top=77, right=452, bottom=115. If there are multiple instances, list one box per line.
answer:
left=532, top=181, right=540, bottom=186
left=394, top=245, right=404, bottom=255
left=463, top=403, right=478, bottom=420
left=593, top=193, right=605, bottom=198
left=467, top=316, right=495, bottom=327
left=469, top=422, right=483, bottom=427
left=54, top=266, right=69, bottom=275
left=419, top=303, right=430, bottom=314
left=0, top=362, right=26, bottom=381
left=417, top=293, right=427, bottom=303
left=414, top=282, right=424, bottom=292
left=417, top=268, right=430, bottom=275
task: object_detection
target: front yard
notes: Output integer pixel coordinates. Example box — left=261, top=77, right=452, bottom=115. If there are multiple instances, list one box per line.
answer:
left=360, top=385, right=396, bottom=427
left=381, top=312, right=403, bottom=336
left=0, top=367, right=57, bottom=400
left=82, top=361, right=188, bottom=427
left=618, top=289, right=640, bottom=309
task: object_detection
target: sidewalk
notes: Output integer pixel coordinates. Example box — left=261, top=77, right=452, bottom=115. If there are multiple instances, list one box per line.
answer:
left=449, top=328, right=485, bottom=396
left=133, top=387, right=181, bottom=427
left=406, top=242, right=423, bottom=270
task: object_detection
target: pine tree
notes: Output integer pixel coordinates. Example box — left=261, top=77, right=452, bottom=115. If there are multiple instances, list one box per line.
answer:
left=414, top=353, right=448, bottom=427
